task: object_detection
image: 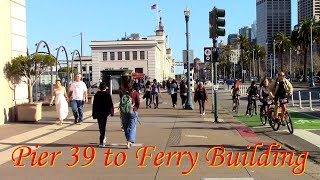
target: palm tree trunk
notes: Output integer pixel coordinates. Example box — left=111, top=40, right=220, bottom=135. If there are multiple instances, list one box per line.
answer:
left=303, top=48, right=308, bottom=82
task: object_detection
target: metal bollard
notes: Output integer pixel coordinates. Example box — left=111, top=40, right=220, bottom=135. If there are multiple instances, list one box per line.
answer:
left=214, top=90, right=219, bottom=123
left=309, top=91, right=314, bottom=111
left=291, top=93, right=295, bottom=107
left=299, top=91, right=303, bottom=109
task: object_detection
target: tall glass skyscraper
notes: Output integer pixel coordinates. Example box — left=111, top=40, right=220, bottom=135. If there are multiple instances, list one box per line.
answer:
left=256, top=0, right=291, bottom=74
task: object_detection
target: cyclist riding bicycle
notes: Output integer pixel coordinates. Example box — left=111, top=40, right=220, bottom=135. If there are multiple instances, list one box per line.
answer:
left=231, top=83, right=241, bottom=111
left=259, top=78, right=270, bottom=114
left=268, top=72, right=293, bottom=126
left=246, top=81, right=259, bottom=115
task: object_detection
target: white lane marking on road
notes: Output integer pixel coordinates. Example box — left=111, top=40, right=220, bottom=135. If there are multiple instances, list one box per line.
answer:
left=0, top=97, right=144, bottom=165
left=292, top=129, right=320, bottom=148
left=108, top=143, right=144, bottom=147
left=294, top=119, right=318, bottom=124
left=185, top=135, right=208, bottom=138
left=202, top=178, right=254, bottom=180
left=204, top=118, right=224, bottom=122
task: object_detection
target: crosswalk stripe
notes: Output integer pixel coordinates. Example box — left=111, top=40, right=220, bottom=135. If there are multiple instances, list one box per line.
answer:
left=292, top=129, right=320, bottom=148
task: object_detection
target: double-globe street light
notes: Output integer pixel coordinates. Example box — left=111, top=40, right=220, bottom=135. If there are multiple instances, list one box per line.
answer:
left=184, top=7, right=194, bottom=110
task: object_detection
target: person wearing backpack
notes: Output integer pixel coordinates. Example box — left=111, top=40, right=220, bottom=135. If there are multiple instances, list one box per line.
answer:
left=92, top=82, right=114, bottom=148
left=245, top=81, right=259, bottom=115
left=151, top=79, right=161, bottom=109
left=180, top=79, right=187, bottom=109
left=120, top=82, right=140, bottom=149
left=169, top=79, right=178, bottom=109
left=194, top=82, right=208, bottom=115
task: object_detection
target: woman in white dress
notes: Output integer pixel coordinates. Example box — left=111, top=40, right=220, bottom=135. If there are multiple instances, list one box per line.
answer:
left=50, top=80, right=69, bottom=125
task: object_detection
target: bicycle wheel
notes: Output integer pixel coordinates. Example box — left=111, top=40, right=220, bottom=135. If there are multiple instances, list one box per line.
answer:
left=235, top=100, right=239, bottom=113
left=260, top=109, right=267, bottom=125
left=250, top=103, right=254, bottom=117
left=285, top=112, right=294, bottom=134
left=269, top=109, right=280, bottom=131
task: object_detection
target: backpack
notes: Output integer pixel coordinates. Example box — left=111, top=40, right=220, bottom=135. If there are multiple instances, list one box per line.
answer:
left=248, top=86, right=258, bottom=96
left=198, top=89, right=206, bottom=100
left=232, top=87, right=240, bottom=95
left=119, top=92, right=134, bottom=114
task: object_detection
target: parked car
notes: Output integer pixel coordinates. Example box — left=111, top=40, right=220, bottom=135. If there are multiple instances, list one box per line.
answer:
left=218, top=79, right=224, bottom=84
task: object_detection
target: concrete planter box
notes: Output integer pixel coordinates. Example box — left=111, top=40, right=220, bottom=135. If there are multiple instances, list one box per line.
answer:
left=16, top=102, right=42, bottom=122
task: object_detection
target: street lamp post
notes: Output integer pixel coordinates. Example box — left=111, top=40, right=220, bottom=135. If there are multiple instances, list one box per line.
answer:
left=310, top=19, right=315, bottom=87
left=273, top=40, right=276, bottom=78
left=241, top=48, right=244, bottom=83
left=184, top=7, right=194, bottom=110
left=289, top=48, right=292, bottom=81
left=252, top=49, right=255, bottom=79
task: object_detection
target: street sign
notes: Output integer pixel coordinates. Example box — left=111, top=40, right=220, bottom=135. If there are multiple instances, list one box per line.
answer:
left=204, top=47, right=213, bottom=62
left=183, top=50, right=194, bottom=64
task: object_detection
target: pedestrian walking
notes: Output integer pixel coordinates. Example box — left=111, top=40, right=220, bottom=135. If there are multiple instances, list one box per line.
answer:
left=194, top=82, right=209, bottom=115
left=151, top=79, right=161, bottom=109
left=170, top=79, right=178, bottom=109
left=92, top=82, right=114, bottom=148
left=133, top=79, right=141, bottom=93
left=143, top=81, right=152, bottom=108
left=50, top=79, right=69, bottom=125
left=69, top=74, right=88, bottom=125
left=180, top=79, right=187, bottom=109
left=119, top=81, right=140, bottom=149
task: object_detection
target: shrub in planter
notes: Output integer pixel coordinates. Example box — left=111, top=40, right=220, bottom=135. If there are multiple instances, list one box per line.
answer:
left=5, top=54, right=56, bottom=121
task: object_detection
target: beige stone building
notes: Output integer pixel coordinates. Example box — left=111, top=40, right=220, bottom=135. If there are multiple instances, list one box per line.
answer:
left=87, top=18, right=175, bottom=84
left=0, top=0, right=28, bottom=124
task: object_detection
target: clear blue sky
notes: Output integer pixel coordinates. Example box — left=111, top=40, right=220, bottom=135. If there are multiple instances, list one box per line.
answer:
left=26, top=0, right=298, bottom=74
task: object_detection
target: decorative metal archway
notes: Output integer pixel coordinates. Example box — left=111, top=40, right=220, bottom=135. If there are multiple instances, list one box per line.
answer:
left=35, top=40, right=52, bottom=101
left=71, top=50, right=82, bottom=82
left=55, top=46, right=69, bottom=91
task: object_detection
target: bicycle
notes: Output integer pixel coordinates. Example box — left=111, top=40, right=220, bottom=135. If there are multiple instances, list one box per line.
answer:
left=247, top=95, right=257, bottom=117
left=259, top=99, right=273, bottom=125
left=268, top=97, right=294, bottom=134
left=232, top=94, right=240, bottom=113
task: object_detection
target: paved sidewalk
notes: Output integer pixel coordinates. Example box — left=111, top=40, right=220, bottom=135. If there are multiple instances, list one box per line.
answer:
left=0, top=92, right=319, bottom=179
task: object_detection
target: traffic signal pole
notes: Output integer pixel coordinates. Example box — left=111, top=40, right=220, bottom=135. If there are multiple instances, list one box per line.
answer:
left=209, top=7, right=225, bottom=123
left=212, top=39, right=219, bottom=123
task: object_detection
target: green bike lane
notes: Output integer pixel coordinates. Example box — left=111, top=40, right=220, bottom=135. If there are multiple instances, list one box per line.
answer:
left=217, top=92, right=320, bottom=165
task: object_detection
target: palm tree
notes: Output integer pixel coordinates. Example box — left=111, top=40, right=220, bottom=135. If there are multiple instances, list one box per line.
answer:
left=236, top=35, right=250, bottom=82
left=221, top=45, right=234, bottom=79
left=274, top=32, right=291, bottom=72
left=255, top=45, right=267, bottom=80
left=291, top=18, right=320, bottom=82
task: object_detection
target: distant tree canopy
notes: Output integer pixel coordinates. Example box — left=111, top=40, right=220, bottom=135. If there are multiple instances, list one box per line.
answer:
left=58, top=67, right=78, bottom=74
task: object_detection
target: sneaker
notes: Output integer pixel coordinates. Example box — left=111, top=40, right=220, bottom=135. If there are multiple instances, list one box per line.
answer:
left=74, top=120, right=78, bottom=124
left=99, top=143, right=106, bottom=148
left=203, top=111, right=206, bottom=115
left=103, top=137, right=107, bottom=144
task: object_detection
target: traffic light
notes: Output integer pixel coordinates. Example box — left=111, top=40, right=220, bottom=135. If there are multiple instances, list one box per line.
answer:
left=209, top=7, right=226, bottom=39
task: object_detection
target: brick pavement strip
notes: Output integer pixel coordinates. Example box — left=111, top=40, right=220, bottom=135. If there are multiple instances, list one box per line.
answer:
left=0, top=92, right=319, bottom=179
